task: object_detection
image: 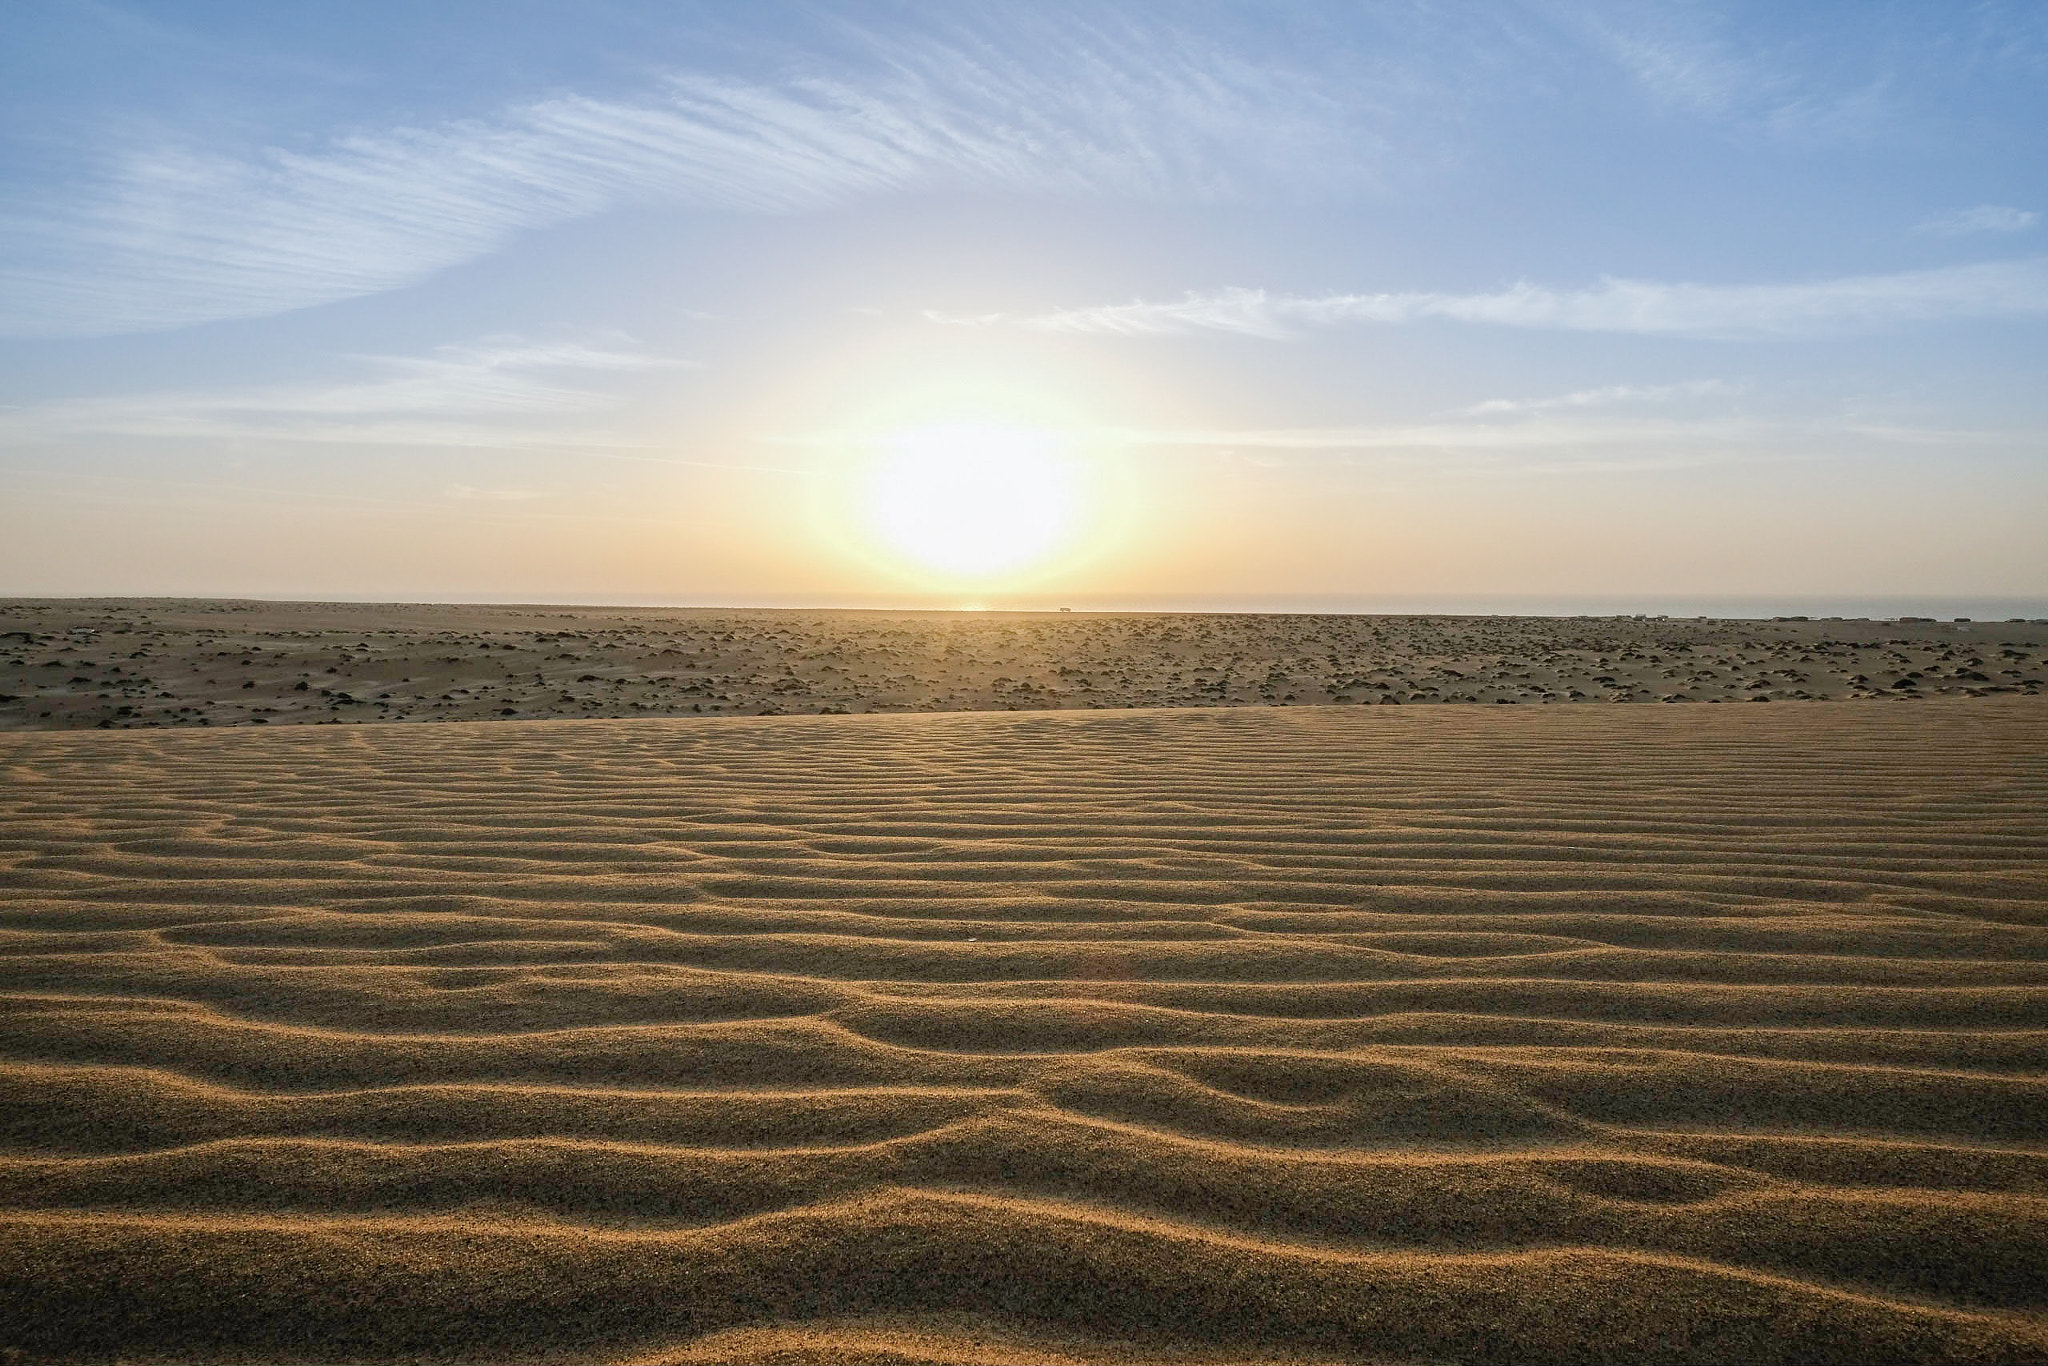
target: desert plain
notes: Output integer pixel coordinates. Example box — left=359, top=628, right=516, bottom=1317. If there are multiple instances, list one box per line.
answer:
left=1, top=600, right=2046, bottom=1364
left=2, top=599, right=2044, bottom=729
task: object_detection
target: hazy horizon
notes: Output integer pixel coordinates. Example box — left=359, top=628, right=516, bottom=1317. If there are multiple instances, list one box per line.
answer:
left=11, top=590, right=2047, bottom=623
left=3, top=2, right=2044, bottom=605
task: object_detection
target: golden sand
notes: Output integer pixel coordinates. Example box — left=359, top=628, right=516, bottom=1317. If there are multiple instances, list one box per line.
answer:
left=2, top=699, right=2045, bottom=1362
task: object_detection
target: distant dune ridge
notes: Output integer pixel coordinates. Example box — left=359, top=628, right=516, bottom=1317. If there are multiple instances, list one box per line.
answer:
left=2, top=599, right=2043, bottom=730
left=2, top=696, right=2045, bottom=1362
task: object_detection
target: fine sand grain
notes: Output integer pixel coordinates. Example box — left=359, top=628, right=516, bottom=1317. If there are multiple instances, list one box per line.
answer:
left=1, top=699, right=2045, bottom=1362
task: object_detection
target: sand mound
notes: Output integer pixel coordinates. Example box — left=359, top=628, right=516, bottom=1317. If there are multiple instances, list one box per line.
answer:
left=2, top=700, right=2044, bottom=1363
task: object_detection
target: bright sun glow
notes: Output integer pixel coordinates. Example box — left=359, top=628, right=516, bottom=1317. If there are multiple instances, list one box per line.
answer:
left=862, top=423, right=1083, bottom=578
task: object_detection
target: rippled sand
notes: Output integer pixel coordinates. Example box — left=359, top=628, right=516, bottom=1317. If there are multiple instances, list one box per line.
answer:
left=3, top=700, right=2045, bottom=1363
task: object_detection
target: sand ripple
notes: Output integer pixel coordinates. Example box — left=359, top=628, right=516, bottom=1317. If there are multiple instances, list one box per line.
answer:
left=2, top=701, right=2045, bottom=1362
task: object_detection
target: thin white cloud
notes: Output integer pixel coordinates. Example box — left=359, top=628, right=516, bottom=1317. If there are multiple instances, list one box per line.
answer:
left=1115, top=417, right=1766, bottom=451
left=950, top=258, right=2048, bottom=340
left=1104, top=412, right=2028, bottom=465
left=771, top=403, right=2019, bottom=465
left=0, top=19, right=1371, bottom=338
left=1200, top=424, right=1702, bottom=452
left=0, top=338, right=683, bottom=447
left=1102, top=416, right=1817, bottom=483
left=1912, top=205, right=2039, bottom=237
left=1465, top=379, right=1737, bottom=415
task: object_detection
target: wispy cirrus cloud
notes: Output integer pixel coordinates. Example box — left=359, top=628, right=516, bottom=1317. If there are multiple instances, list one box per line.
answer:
left=1912, top=205, right=2038, bottom=237
left=1088, top=369, right=2026, bottom=467
left=1464, top=378, right=1737, bottom=415
left=0, top=17, right=1372, bottom=339
left=1118, top=417, right=1766, bottom=451
left=776, top=377, right=2014, bottom=468
left=0, top=338, right=682, bottom=447
left=1103, top=411, right=2025, bottom=469
left=943, top=257, right=2048, bottom=340
left=1560, top=2, right=1893, bottom=144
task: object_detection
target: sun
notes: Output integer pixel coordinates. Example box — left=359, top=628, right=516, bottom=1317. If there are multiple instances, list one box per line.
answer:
left=861, top=423, right=1083, bottom=579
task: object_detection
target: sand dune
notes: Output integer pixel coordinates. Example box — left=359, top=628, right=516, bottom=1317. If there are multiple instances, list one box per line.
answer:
left=3, top=700, right=2046, bottom=1362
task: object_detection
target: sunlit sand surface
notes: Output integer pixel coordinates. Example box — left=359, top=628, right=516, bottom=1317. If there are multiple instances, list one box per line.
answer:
left=3, top=698, right=2045, bottom=1362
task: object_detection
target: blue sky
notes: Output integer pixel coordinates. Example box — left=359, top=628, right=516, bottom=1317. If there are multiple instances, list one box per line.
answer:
left=2, top=1, right=2044, bottom=612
